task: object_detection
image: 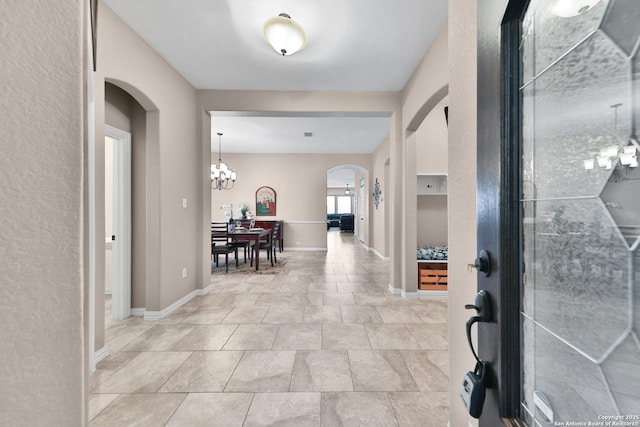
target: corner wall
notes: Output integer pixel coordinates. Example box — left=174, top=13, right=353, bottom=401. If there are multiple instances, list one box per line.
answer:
left=95, top=1, right=199, bottom=323
left=0, top=0, right=85, bottom=424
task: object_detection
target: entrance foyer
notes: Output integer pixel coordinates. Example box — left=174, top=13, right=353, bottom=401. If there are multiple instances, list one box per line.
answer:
left=90, top=232, right=449, bottom=425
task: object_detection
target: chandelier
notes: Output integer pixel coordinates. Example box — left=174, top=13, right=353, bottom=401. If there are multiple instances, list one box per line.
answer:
left=211, top=132, right=237, bottom=190
left=344, top=184, right=351, bottom=195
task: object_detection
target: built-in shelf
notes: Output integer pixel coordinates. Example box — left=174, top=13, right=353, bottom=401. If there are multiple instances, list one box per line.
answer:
left=417, top=174, right=447, bottom=195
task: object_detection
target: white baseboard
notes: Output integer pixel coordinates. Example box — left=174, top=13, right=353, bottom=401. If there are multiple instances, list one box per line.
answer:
left=94, top=346, right=109, bottom=365
left=130, top=308, right=145, bottom=317
left=368, top=247, right=389, bottom=261
left=418, top=290, right=448, bottom=299
left=388, top=284, right=401, bottom=294
left=143, top=284, right=213, bottom=320
left=388, top=284, right=448, bottom=300
left=284, top=247, right=328, bottom=251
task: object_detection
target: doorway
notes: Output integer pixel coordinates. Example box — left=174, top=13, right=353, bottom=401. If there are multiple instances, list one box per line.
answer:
left=476, top=0, right=640, bottom=423
left=105, top=125, right=131, bottom=321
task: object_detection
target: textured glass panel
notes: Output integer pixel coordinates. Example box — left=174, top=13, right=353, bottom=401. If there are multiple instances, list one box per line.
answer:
left=601, top=335, right=640, bottom=414
left=635, top=250, right=640, bottom=333
left=521, top=0, right=538, bottom=85
left=522, top=202, right=536, bottom=316
left=534, top=325, right=616, bottom=423
left=529, top=0, right=609, bottom=79
left=600, top=0, right=640, bottom=56
left=521, top=315, right=535, bottom=418
left=532, top=198, right=628, bottom=359
left=634, top=55, right=640, bottom=154
left=522, top=85, right=536, bottom=200
left=600, top=152, right=640, bottom=247
left=530, top=32, right=630, bottom=200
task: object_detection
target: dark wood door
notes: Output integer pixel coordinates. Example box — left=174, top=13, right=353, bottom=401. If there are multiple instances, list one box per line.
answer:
left=477, top=0, right=640, bottom=424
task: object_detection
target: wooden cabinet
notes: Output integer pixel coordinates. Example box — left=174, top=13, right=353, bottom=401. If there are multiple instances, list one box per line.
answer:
left=418, top=261, right=448, bottom=291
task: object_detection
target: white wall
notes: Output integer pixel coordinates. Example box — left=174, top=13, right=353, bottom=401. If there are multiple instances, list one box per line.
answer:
left=0, top=0, right=85, bottom=424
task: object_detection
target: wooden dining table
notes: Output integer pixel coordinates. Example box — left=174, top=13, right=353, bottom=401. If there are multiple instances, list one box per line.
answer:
left=227, top=228, right=269, bottom=271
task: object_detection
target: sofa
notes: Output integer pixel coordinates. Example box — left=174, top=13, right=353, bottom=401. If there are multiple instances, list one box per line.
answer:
left=339, top=214, right=355, bottom=232
left=327, top=213, right=342, bottom=228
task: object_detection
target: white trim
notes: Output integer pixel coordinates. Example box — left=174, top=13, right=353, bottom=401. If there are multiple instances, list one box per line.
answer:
left=130, top=308, right=145, bottom=317
left=418, top=290, right=448, bottom=299
left=388, top=284, right=401, bottom=294
left=284, top=247, right=328, bottom=251
left=94, top=346, right=109, bottom=365
left=283, top=220, right=325, bottom=224
left=400, top=290, right=420, bottom=299
left=143, top=285, right=213, bottom=320
left=387, top=285, right=447, bottom=300
left=104, top=288, right=112, bottom=295
left=368, top=247, right=389, bottom=261
left=87, top=3, right=96, bottom=374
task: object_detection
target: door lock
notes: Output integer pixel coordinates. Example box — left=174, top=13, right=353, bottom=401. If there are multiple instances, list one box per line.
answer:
left=467, top=249, right=492, bottom=276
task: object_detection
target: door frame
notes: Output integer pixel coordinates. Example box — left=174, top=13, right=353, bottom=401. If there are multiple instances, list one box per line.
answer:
left=105, top=125, right=131, bottom=320
left=477, top=0, right=529, bottom=423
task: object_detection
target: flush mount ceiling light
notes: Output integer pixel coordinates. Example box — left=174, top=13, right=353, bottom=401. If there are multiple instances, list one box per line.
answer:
left=549, top=0, right=601, bottom=17
left=211, top=133, right=237, bottom=190
left=263, top=13, right=307, bottom=56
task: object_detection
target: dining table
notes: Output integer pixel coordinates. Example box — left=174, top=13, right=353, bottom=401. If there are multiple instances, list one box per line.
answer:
left=227, top=227, right=270, bottom=271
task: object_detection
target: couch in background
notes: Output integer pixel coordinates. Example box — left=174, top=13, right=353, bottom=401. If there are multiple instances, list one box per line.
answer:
left=327, top=213, right=342, bottom=228
left=339, top=214, right=354, bottom=232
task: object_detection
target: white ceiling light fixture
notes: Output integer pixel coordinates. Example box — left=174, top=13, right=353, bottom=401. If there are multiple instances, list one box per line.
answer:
left=263, top=13, right=307, bottom=56
left=211, top=133, right=237, bottom=190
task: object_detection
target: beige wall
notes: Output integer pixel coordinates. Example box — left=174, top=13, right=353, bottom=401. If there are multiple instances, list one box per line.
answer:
left=105, top=83, right=148, bottom=310
left=417, top=195, right=448, bottom=246
left=198, top=91, right=402, bottom=287
left=416, top=96, right=449, bottom=175
left=95, top=1, right=199, bottom=323
left=370, top=136, right=390, bottom=258
left=449, top=0, right=479, bottom=425
left=211, top=153, right=370, bottom=250
left=0, top=0, right=85, bottom=424
left=401, top=22, right=450, bottom=294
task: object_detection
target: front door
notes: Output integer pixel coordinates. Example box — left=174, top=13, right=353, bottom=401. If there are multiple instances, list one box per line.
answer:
left=477, top=0, right=640, bottom=424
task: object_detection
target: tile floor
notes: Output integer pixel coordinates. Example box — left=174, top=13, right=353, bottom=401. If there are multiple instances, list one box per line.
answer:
left=90, top=231, right=449, bottom=426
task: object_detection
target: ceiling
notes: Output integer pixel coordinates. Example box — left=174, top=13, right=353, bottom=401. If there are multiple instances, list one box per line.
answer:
left=103, top=0, right=448, bottom=186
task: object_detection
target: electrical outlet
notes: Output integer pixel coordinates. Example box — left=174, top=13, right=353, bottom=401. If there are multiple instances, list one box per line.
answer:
left=181, top=267, right=187, bottom=278
left=296, top=241, right=301, bottom=245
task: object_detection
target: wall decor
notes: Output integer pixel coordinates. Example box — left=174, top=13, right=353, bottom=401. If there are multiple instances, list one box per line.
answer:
left=256, top=186, right=277, bottom=216
left=372, top=178, right=382, bottom=209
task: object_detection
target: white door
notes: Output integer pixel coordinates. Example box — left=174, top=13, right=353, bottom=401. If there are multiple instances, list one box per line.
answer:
left=105, top=125, right=131, bottom=320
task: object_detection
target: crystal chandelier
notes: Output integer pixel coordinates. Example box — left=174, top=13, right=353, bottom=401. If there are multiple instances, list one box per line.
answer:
left=211, top=132, right=237, bottom=190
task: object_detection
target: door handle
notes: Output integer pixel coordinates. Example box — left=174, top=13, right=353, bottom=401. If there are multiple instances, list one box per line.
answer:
left=465, top=290, right=491, bottom=362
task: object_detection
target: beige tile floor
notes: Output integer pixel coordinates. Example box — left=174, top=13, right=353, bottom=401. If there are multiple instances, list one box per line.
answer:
left=91, top=231, right=449, bottom=426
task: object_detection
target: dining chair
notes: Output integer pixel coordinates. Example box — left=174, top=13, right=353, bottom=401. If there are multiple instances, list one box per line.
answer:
left=211, top=222, right=238, bottom=273
left=250, top=226, right=275, bottom=268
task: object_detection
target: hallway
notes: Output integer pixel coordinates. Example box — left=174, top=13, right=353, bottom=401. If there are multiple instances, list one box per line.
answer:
left=90, top=232, right=449, bottom=426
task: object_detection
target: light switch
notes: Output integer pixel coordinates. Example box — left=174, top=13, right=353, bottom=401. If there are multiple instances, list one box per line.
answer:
left=182, top=198, right=188, bottom=208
